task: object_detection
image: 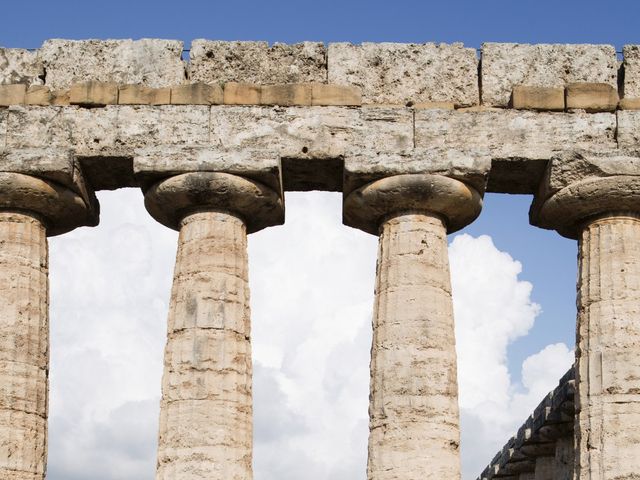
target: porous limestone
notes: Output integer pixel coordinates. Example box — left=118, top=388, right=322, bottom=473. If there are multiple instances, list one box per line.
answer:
left=0, top=48, right=43, bottom=85
left=189, top=41, right=326, bottom=85
left=623, top=45, right=640, bottom=98
left=327, top=42, right=478, bottom=106
left=554, top=436, right=574, bottom=480
left=0, top=212, right=48, bottom=480
left=617, top=110, right=640, bottom=153
left=481, top=43, right=618, bottom=107
left=40, top=39, right=186, bottom=90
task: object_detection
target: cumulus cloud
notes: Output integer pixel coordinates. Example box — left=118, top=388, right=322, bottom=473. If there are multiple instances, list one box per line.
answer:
left=45, top=191, right=572, bottom=480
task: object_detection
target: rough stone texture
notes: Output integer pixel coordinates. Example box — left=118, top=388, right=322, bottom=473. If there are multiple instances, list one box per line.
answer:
left=311, top=84, right=361, bottom=106
left=0, top=49, right=43, bottom=86
left=25, top=86, right=53, bottom=106
left=223, top=83, right=261, bottom=105
left=415, top=109, right=617, bottom=161
left=343, top=149, right=490, bottom=195
left=0, top=84, right=26, bottom=106
left=40, top=39, right=185, bottom=90
left=6, top=105, right=210, bottom=157
left=575, top=215, right=640, bottom=479
left=481, top=43, right=618, bottom=107
left=134, top=146, right=282, bottom=193
left=171, top=83, right=223, bottom=105
left=511, top=86, right=565, bottom=111
left=209, top=105, right=413, bottom=159
left=534, top=456, right=554, bottom=480
left=554, top=436, right=574, bottom=480
left=623, top=45, right=640, bottom=98
left=328, top=42, right=479, bottom=106
left=367, top=212, right=461, bottom=479
left=0, top=212, right=48, bottom=480
left=260, top=84, right=311, bottom=106
left=0, top=109, right=6, bottom=147
left=617, top=110, right=640, bottom=153
left=156, top=211, right=252, bottom=480
left=189, top=41, right=326, bottom=85
left=69, top=82, right=119, bottom=107
left=619, top=97, right=640, bottom=110
left=118, top=85, right=171, bottom=105
left=565, top=83, right=619, bottom=112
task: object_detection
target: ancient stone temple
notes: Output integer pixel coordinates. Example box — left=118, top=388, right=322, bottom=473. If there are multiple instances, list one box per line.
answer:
left=0, top=39, right=639, bottom=479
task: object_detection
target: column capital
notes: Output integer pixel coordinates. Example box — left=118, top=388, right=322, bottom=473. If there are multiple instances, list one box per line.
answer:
left=0, top=148, right=98, bottom=236
left=530, top=151, right=640, bottom=239
left=343, top=173, right=483, bottom=235
left=144, top=171, right=284, bottom=233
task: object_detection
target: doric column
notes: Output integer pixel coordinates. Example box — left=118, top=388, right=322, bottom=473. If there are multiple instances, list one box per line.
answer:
left=144, top=172, right=283, bottom=480
left=344, top=173, right=483, bottom=480
left=531, top=151, right=640, bottom=480
left=0, top=170, right=96, bottom=480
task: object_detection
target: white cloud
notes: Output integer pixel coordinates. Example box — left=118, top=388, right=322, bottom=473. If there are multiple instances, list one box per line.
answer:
left=44, top=191, right=573, bottom=480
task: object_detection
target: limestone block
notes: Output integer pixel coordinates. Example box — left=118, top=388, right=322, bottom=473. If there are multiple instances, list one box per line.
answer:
left=40, top=39, right=186, bottom=90
left=344, top=149, right=491, bottom=194
left=619, top=97, right=640, bottom=110
left=0, top=148, right=77, bottom=192
left=190, top=40, right=326, bottom=85
left=310, top=84, right=362, bottom=106
left=413, top=101, right=455, bottom=110
left=617, top=110, right=640, bottom=153
left=0, top=49, right=43, bottom=85
left=328, top=42, right=479, bottom=106
left=566, top=83, right=619, bottom=112
left=25, top=86, right=53, bottom=106
left=0, top=84, right=26, bottom=106
left=623, top=45, right=640, bottom=98
left=0, top=110, right=6, bottom=146
left=260, top=84, right=312, bottom=106
left=223, top=82, right=261, bottom=105
left=69, top=81, right=119, bottom=106
left=209, top=105, right=413, bottom=159
left=118, top=85, right=171, bottom=105
left=512, top=86, right=565, bottom=111
left=5, top=105, right=209, bottom=157
left=134, top=146, right=282, bottom=192
left=415, top=109, right=617, bottom=160
left=481, top=43, right=618, bottom=107
left=171, top=82, right=223, bottom=105
left=51, top=90, right=70, bottom=105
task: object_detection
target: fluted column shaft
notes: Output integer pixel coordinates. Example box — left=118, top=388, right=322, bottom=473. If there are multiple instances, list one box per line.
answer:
left=0, top=213, right=48, bottom=480
left=368, top=212, right=460, bottom=479
left=144, top=171, right=283, bottom=480
left=343, top=173, right=483, bottom=480
left=575, top=214, right=640, bottom=480
left=157, top=211, right=252, bottom=480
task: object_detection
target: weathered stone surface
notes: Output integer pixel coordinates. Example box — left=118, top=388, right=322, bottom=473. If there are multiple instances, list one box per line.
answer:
left=155, top=210, right=253, bottom=480
left=343, top=149, right=490, bottom=194
left=554, top=436, right=573, bottom=480
left=617, top=110, right=640, bottom=153
left=413, top=101, right=455, bottom=110
left=512, top=86, right=565, bottom=111
left=0, top=84, right=26, bottom=106
left=69, top=81, right=118, bottom=106
left=364, top=210, right=463, bottom=478
left=311, top=84, right=362, bottom=106
left=576, top=215, right=640, bottom=479
left=481, top=43, right=618, bottom=107
left=530, top=151, right=640, bottom=238
left=0, top=109, right=6, bottom=146
left=171, top=83, right=223, bottom=105
left=25, top=86, right=52, bottom=106
left=619, top=97, right=640, bottom=110
left=566, top=83, right=619, bottom=112
left=415, top=109, right=617, bottom=160
left=210, top=105, right=412, bottom=158
left=0, top=212, right=48, bottom=480
left=223, top=83, right=261, bottom=105
left=260, top=83, right=311, bottom=106
left=40, top=39, right=185, bottom=90
left=623, top=45, right=640, bottom=98
left=6, top=105, right=210, bottom=157
left=134, top=146, right=282, bottom=193
left=118, top=85, right=170, bottom=105
left=328, top=42, right=478, bottom=106
left=190, top=40, right=326, bottom=85
left=0, top=49, right=43, bottom=86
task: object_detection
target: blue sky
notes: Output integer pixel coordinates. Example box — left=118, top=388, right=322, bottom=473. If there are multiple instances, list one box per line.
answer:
left=2, top=1, right=634, bottom=478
